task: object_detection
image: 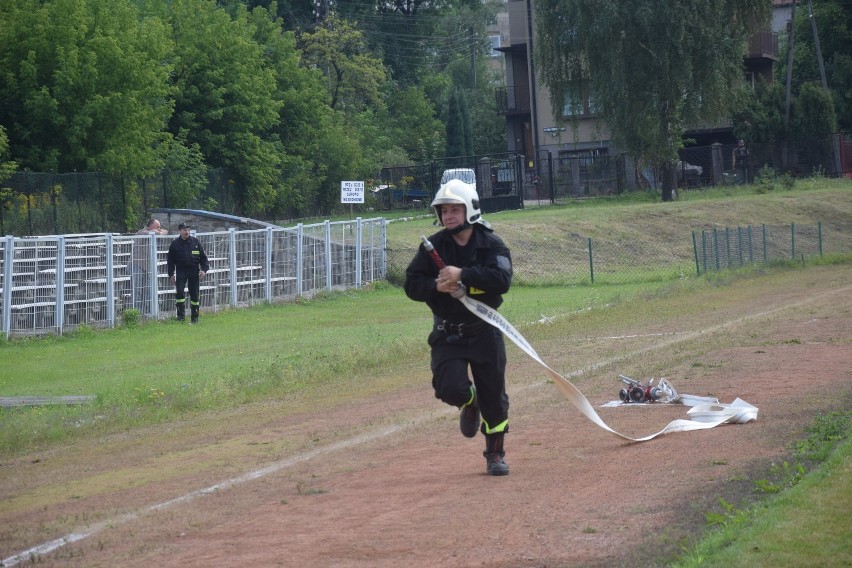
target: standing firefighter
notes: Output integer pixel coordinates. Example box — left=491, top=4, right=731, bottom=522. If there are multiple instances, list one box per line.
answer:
left=404, top=179, right=513, bottom=476
left=167, top=222, right=209, bottom=323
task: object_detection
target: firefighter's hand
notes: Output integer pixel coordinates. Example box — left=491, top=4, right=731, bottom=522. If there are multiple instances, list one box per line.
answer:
left=436, top=266, right=464, bottom=297
left=199, top=271, right=206, bottom=280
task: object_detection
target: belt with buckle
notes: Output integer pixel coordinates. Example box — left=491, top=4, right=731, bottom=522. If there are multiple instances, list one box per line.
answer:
left=436, top=319, right=485, bottom=337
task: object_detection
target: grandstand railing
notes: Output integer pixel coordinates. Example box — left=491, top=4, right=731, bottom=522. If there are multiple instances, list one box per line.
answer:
left=1, top=218, right=386, bottom=338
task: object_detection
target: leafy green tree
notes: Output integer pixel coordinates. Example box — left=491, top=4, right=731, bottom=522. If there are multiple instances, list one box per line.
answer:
left=438, top=15, right=507, bottom=156
left=445, top=85, right=473, bottom=160
left=733, top=80, right=785, bottom=146
left=791, top=82, right=837, bottom=141
left=0, top=125, right=15, bottom=234
left=298, top=15, right=388, bottom=114
left=0, top=125, right=16, bottom=183
left=789, top=0, right=851, bottom=131
left=247, top=3, right=326, bottom=216
left=791, top=81, right=837, bottom=173
left=0, top=0, right=174, bottom=175
left=161, top=133, right=208, bottom=208
left=535, top=0, right=768, bottom=201
left=166, top=0, right=283, bottom=215
left=387, top=86, right=445, bottom=164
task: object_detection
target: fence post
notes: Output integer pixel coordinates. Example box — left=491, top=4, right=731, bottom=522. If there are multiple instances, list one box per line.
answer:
left=56, top=236, right=65, bottom=335
left=546, top=151, right=555, bottom=203
left=725, top=227, right=732, bottom=267
left=791, top=222, right=796, bottom=260
left=324, top=221, right=332, bottom=290
left=296, top=223, right=304, bottom=297
left=228, top=228, right=237, bottom=307
left=737, top=226, right=744, bottom=267
left=149, top=233, right=159, bottom=320
left=355, top=217, right=363, bottom=288
left=265, top=227, right=273, bottom=302
left=713, top=228, right=721, bottom=271
left=381, top=219, right=388, bottom=280
left=51, top=174, right=59, bottom=234
left=818, top=222, right=823, bottom=256
left=106, top=233, right=115, bottom=328
left=692, top=231, right=700, bottom=275
left=746, top=225, right=754, bottom=263
left=2, top=235, right=13, bottom=338
left=701, top=230, right=708, bottom=273
left=762, top=224, right=768, bottom=263
left=588, top=238, right=595, bottom=283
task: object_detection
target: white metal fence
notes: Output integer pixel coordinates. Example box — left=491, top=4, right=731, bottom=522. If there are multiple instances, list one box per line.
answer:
left=1, top=218, right=386, bottom=338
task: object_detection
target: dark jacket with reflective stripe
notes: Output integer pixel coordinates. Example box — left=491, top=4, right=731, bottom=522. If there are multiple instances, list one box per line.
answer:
left=167, top=235, right=209, bottom=277
left=404, top=224, right=512, bottom=324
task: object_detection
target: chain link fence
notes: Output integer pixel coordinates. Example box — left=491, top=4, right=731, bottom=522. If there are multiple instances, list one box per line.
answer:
left=0, top=169, right=242, bottom=237
left=386, top=220, right=851, bottom=287
left=693, top=222, right=848, bottom=273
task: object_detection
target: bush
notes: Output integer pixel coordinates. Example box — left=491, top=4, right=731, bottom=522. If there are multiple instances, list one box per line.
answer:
left=122, top=308, right=141, bottom=327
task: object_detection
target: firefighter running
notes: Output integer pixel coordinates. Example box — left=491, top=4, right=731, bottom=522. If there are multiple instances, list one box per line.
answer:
left=404, top=179, right=514, bottom=476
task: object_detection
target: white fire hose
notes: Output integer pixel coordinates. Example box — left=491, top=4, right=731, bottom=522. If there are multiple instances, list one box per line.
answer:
left=459, top=292, right=757, bottom=442
left=420, top=235, right=757, bottom=442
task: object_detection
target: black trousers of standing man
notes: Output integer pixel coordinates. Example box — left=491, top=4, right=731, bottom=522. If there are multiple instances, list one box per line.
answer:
left=175, top=268, right=201, bottom=319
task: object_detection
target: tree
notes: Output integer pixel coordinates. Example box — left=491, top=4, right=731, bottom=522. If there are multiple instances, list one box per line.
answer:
left=247, top=3, right=338, bottom=217
left=0, top=125, right=16, bottom=183
left=0, top=125, right=15, bottom=234
left=733, top=80, right=784, bottom=147
left=535, top=0, right=768, bottom=201
left=386, top=86, right=444, bottom=164
left=0, top=0, right=174, bottom=176
left=791, top=81, right=837, bottom=173
left=445, top=85, right=473, bottom=161
left=166, top=0, right=283, bottom=215
left=298, top=15, right=388, bottom=114
left=790, top=0, right=852, bottom=131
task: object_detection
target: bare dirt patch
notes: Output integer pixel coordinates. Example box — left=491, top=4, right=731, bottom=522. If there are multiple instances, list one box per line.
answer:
left=1, top=268, right=850, bottom=567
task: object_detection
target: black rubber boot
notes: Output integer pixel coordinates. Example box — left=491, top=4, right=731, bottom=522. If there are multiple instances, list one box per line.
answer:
left=484, top=432, right=509, bottom=476
left=176, top=304, right=185, bottom=321
left=190, top=305, right=199, bottom=324
left=459, top=386, right=480, bottom=438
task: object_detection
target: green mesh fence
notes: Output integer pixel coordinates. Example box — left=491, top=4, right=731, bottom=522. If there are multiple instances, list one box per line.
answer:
left=693, top=222, right=848, bottom=273
left=387, top=221, right=850, bottom=287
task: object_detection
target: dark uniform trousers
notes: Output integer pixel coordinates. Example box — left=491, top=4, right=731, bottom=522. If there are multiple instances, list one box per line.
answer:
left=429, top=322, right=509, bottom=434
left=175, top=269, right=201, bottom=315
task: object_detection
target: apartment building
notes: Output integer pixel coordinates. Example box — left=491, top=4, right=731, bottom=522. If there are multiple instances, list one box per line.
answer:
left=496, top=0, right=786, bottom=182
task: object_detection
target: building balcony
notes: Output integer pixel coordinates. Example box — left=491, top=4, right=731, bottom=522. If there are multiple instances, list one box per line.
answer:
left=495, top=85, right=531, bottom=115
left=746, top=30, right=779, bottom=61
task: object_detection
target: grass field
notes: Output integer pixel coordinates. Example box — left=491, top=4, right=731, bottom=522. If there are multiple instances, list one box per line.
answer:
left=1, top=178, right=850, bottom=566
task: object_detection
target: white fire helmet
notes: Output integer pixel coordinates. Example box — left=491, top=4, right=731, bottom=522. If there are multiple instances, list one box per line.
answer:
left=430, top=178, right=483, bottom=227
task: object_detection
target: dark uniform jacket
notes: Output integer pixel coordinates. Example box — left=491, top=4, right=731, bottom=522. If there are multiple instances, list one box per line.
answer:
left=404, top=224, right=512, bottom=324
left=167, top=235, right=210, bottom=278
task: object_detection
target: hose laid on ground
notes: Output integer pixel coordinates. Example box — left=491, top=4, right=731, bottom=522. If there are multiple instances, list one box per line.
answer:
left=459, top=291, right=757, bottom=442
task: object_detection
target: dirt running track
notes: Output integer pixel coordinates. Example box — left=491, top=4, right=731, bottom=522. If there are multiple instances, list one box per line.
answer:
left=1, top=267, right=850, bottom=567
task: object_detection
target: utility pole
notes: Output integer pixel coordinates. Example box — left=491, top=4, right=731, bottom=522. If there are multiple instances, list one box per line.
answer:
left=469, top=26, right=477, bottom=90
left=313, top=0, right=333, bottom=23
left=783, top=1, right=797, bottom=171
left=806, top=0, right=829, bottom=91
left=806, top=0, right=843, bottom=175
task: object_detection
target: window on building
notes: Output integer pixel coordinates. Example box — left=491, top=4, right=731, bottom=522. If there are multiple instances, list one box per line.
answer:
left=587, top=89, right=598, bottom=114
left=562, top=91, right=583, bottom=117
left=489, top=35, right=501, bottom=57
